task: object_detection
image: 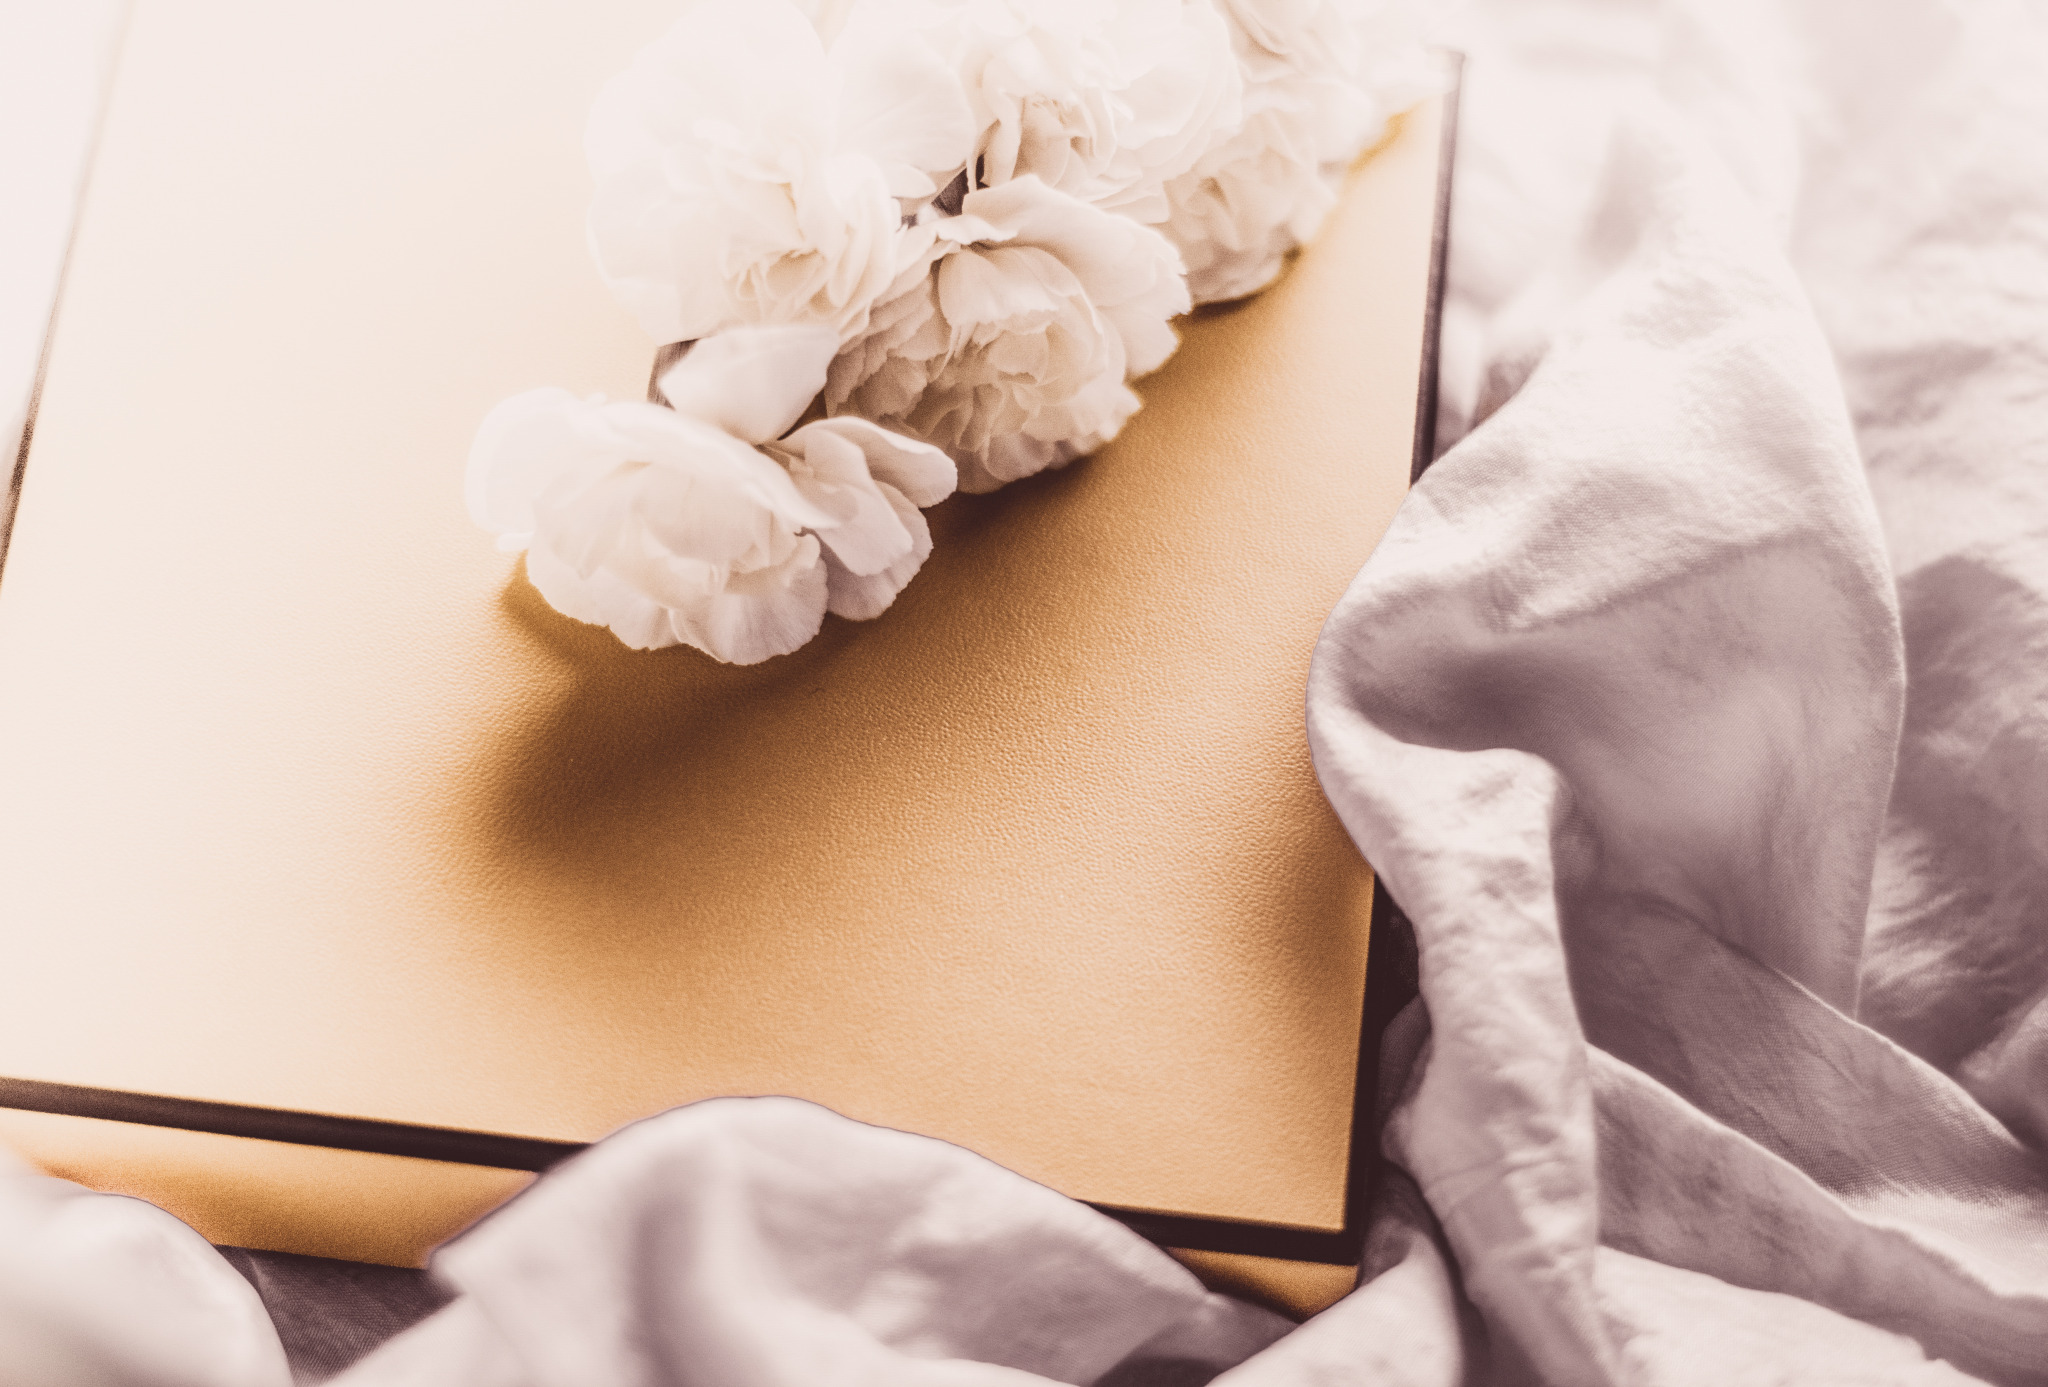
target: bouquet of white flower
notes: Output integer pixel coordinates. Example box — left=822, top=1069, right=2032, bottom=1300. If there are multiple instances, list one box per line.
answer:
left=470, top=0, right=1434, bottom=664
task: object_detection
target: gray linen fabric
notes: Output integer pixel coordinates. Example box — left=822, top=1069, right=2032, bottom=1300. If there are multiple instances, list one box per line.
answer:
left=214, top=1249, right=450, bottom=1385
left=7, top=0, right=2048, bottom=1382
left=1302, top=0, right=2048, bottom=1381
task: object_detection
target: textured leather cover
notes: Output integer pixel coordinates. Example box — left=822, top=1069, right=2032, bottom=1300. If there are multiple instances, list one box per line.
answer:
left=0, top=0, right=1439, bottom=1282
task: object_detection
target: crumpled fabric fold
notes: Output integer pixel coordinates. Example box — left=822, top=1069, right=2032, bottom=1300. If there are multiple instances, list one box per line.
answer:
left=0, top=1147, right=289, bottom=1387
left=1301, top=0, right=2048, bottom=1382
left=333, top=1098, right=1290, bottom=1387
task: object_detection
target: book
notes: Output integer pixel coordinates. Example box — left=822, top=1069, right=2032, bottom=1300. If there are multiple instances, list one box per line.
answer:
left=0, top=0, right=1454, bottom=1320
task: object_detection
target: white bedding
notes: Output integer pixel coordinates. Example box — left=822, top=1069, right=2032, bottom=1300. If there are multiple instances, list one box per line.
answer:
left=7, top=0, right=2048, bottom=1382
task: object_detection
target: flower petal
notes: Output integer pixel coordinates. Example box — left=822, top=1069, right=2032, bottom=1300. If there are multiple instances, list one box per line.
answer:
left=525, top=541, right=681, bottom=651
left=828, top=175, right=1168, bottom=487
left=829, top=7, right=975, bottom=197
left=473, top=380, right=848, bottom=661
left=656, top=325, right=841, bottom=444
left=779, top=426, right=914, bottom=576
left=793, top=417, right=957, bottom=507
left=825, top=484, right=933, bottom=621
left=690, top=534, right=831, bottom=663
left=466, top=389, right=620, bottom=542
left=916, top=0, right=1239, bottom=215
left=960, top=177, right=1189, bottom=375
left=585, top=0, right=905, bottom=343
left=604, top=403, right=839, bottom=531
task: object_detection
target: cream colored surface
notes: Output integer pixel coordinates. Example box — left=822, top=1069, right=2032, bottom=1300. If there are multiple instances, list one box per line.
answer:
left=1171, top=1249, right=1363, bottom=1323
left=0, top=1109, right=531, bottom=1269
left=0, top=0, right=1437, bottom=1255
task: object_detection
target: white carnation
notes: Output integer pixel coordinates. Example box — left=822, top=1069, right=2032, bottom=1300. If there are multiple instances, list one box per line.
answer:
left=788, top=0, right=859, bottom=43
left=586, top=0, right=975, bottom=344
left=1157, top=97, right=1345, bottom=305
left=825, top=176, right=1189, bottom=493
left=867, top=0, right=1241, bottom=223
left=1160, top=0, right=1439, bottom=303
left=469, top=327, right=955, bottom=663
left=767, top=415, right=955, bottom=619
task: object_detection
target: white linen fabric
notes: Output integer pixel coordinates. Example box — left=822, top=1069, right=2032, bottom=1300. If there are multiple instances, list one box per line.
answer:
left=1302, top=0, right=2048, bottom=1380
left=0, top=1147, right=289, bottom=1387
left=8, top=0, right=2048, bottom=1382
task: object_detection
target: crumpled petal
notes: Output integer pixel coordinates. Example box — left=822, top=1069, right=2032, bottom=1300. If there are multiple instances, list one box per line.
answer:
left=465, top=387, right=620, bottom=546
left=584, top=4, right=863, bottom=343
left=776, top=423, right=916, bottom=576
left=874, top=0, right=1241, bottom=222
left=826, top=176, right=1181, bottom=490
left=687, top=534, right=832, bottom=663
left=586, top=0, right=972, bottom=344
left=829, top=5, right=976, bottom=198
left=473, top=354, right=954, bottom=659
left=825, top=482, right=933, bottom=619
left=470, top=387, right=839, bottom=663
left=656, top=325, right=842, bottom=446
left=1159, top=0, right=1440, bottom=305
left=961, top=178, right=1189, bottom=375
left=797, top=415, right=958, bottom=507
left=770, top=414, right=956, bottom=621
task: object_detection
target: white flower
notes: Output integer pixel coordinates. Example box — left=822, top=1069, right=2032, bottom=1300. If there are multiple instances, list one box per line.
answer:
left=469, top=327, right=955, bottom=663
left=768, top=415, right=955, bottom=619
left=788, top=0, right=859, bottom=43
left=870, top=0, right=1240, bottom=224
left=585, top=0, right=975, bottom=344
left=1159, top=0, right=1439, bottom=303
left=1156, top=98, right=1344, bottom=304
left=825, top=176, right=1189, bottom=493
left=1222, top=0, right=1439, bottom=153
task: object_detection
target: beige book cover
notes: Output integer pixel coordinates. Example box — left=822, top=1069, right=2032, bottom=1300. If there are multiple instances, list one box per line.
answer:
left=0, top=0, right=1450, bottom=1318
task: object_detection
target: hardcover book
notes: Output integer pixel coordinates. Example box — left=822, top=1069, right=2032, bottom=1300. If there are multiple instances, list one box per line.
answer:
left=0, top=0, right=1453, bottom=1318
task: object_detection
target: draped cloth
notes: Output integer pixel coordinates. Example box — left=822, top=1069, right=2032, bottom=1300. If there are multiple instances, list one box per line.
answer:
left=1307, top=0, right=2048, bottom=1380
left=8, top=0, right=2048, bottom=1381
